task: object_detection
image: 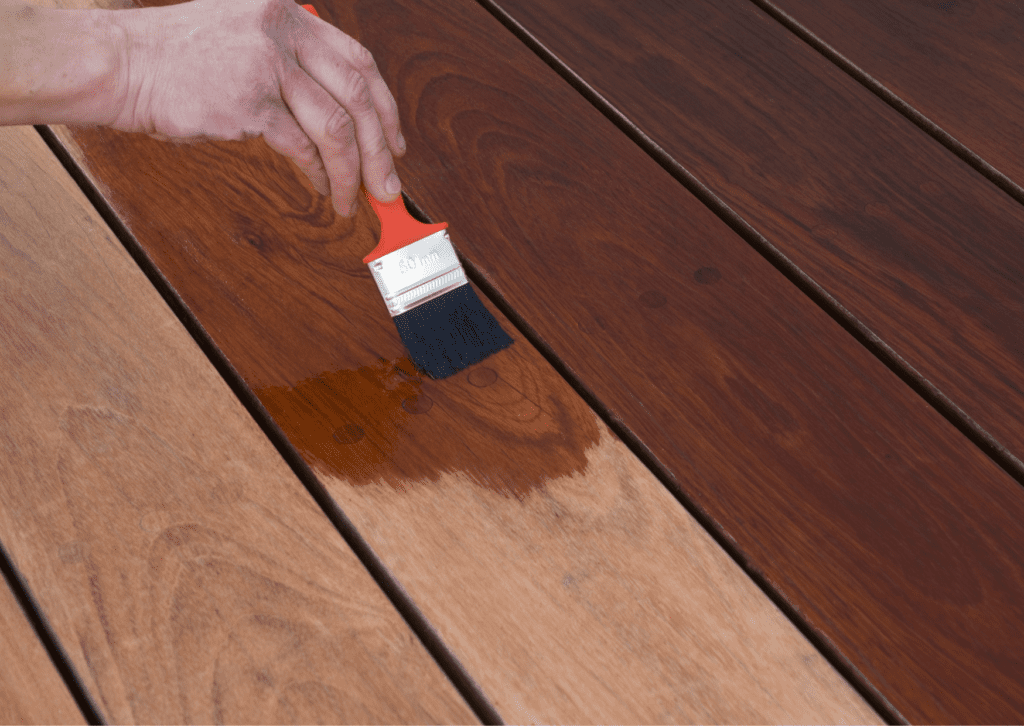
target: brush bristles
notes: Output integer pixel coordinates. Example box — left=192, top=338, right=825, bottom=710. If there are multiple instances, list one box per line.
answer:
left=394, top=284, right=514, bottom=379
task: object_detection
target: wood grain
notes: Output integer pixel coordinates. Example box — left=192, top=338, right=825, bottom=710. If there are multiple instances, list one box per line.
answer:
left=286, top=0, right=1024, bottom=722
left=0, top=124, right=476, bottom=724
left=484, top=0, right=1024, bottom=487
left=767, top=0, right=1024, bottom=191
left=0, top=573, right=83, bottom=724
left=37, top=4, right=886, bottom=722
left=45, top=129, right=884, bottom=726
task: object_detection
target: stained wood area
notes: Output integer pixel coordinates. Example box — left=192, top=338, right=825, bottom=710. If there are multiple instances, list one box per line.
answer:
left=485, top=0, right=1024, bottom=487
left=767, top=0, right=1024, bottom=191
left=0, top=572, right=82, bottom=724
left=0, top=124, right=476, bottom=723
left=268, top=0, right=1024, bottom=722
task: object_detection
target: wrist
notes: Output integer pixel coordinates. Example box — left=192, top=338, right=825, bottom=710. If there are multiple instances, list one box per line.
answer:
left=0, top=2, right=130, bottom=127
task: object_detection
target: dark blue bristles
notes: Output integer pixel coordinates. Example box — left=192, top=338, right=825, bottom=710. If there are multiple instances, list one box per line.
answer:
left=394, top=283, right=514, bottom=379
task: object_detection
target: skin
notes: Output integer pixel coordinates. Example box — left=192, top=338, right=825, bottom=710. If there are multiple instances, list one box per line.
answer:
left=0, top=0, right=405, bottom=215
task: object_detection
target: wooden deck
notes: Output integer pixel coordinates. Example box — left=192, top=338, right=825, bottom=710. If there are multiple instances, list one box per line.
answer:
left=2, top=0, right=1022, bottom=722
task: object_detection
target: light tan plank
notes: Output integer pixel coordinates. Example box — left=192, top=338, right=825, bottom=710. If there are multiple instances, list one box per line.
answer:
left=0, top=123, right=476, bottom=723
left=0, top=573, right=83, bottom=724
left=322, top=411, right=885, bottom=723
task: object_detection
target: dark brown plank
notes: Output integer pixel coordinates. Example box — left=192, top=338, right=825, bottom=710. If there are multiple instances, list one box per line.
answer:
left=0, top=124, right=477, bottom=723
left=306, top=0, right=1024, bottom=722
left=765, top=0, right=1024, bottom=194
left=481, top=0, right=1024, bottom=481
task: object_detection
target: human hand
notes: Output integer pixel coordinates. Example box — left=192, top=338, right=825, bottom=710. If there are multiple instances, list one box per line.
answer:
left=108, top=0, right=405, bottom=215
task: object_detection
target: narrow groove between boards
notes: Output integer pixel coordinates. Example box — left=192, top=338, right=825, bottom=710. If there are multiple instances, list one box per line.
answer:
left=33, top=125, right=504, bottom=726
left=0, top=535, right=105, bottom=724
left=747, top=0, right=1024, bottom=210
left=462, top=0, right=1024, bottom=721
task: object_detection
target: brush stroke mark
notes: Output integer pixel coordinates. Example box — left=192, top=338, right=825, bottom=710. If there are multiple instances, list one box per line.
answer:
left=255, top=356, right=599, bottom=499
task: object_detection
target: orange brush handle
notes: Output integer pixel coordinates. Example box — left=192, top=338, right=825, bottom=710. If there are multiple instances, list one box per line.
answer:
left=360, top=191, right=448, bottom=263
left=298, top=3, right=445, bottom=263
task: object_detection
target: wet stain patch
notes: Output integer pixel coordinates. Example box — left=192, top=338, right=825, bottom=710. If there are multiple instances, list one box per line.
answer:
left=255, top=356, right=599, bottom=499
left=402, top=395, right=433, bottom=415
left=332, top=424, right=365, bottom=445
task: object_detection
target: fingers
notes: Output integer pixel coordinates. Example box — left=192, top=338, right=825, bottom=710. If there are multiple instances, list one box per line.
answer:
left=296, top=17, right=406, bottom=159
left=279, top=67, right=367, bottom=214
left=334, top=36, right=406, bottom=160
left=262, top=100, right=332, bottom=201
left=293, top=24, right=405, bottom=203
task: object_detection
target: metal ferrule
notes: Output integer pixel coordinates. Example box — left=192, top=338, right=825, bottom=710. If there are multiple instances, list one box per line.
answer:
left=367, top=229, right=468, bottom=317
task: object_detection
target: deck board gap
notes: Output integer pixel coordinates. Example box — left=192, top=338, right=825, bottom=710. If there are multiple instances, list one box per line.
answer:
left=0, top=535, right=103, bottom=724
left=746, top=0, right=1024, bottom=209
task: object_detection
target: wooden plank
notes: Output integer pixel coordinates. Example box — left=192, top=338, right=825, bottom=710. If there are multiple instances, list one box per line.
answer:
left=0, top=124, right=476, bottom=723
left=765, top=0, right=1024, bottom=193
left=37, top=3, right=882, bottom=722
left=480, top=0, right=1024, bottom=484
left=0, top=571, right=83, bottom=724
left=222, top=0, right=1024, bottom=722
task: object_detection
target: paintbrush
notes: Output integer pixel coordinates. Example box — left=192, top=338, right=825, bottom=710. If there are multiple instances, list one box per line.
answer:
left=361, top=190, right=513, bottom=378
left=300, top=3, right=511, bottom=377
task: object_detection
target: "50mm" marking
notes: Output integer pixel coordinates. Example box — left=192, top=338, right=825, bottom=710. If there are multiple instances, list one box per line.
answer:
left=398, top=250, right=441, bottom=274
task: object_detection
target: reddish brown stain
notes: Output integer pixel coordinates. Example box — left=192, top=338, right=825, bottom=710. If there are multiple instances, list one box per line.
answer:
left=638, top=290, right=667, bottom=308
left=402, top=395, right=434, bottom=414
left=693, top=267, right=722, bottom=285
left=254, top=356, right=600, bottom=499
left=467, top=367, right=498, bottom=387
left=332, top=424, right=365, bottom=445
left=811, top=225, right=839, bottom=242
left=864, top=201, right=892, bottom=218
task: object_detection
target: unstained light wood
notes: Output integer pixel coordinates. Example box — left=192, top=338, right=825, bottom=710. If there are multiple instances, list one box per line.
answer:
left=39, top=3, right=884, bottom=720
left=0, top=573, right=83, bottom=724
left=0, top=124, right=476, bottom=724
left=306, top=0, right=1023, bottom=721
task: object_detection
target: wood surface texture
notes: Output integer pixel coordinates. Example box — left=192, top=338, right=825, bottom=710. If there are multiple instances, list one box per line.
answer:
left=39, top=4, right=888, bottom=723
left=283, top=0, right=1024, bottom=722
left=44, top=135, right=884, bottom=726
left=0, top=124, right=476, bottom=724
left=485, top=0, right=1024, bottom=482
left=0, top=573, right=82, bottom=724
left=766, top=0, right=1024, bottom=191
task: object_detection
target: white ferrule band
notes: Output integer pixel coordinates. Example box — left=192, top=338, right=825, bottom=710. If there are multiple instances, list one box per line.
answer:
left=367, top=229, right=468, bottom=316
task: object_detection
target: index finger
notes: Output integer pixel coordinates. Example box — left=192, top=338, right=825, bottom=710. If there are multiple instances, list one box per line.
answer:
left=295, top=6, right=405, bottom=158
